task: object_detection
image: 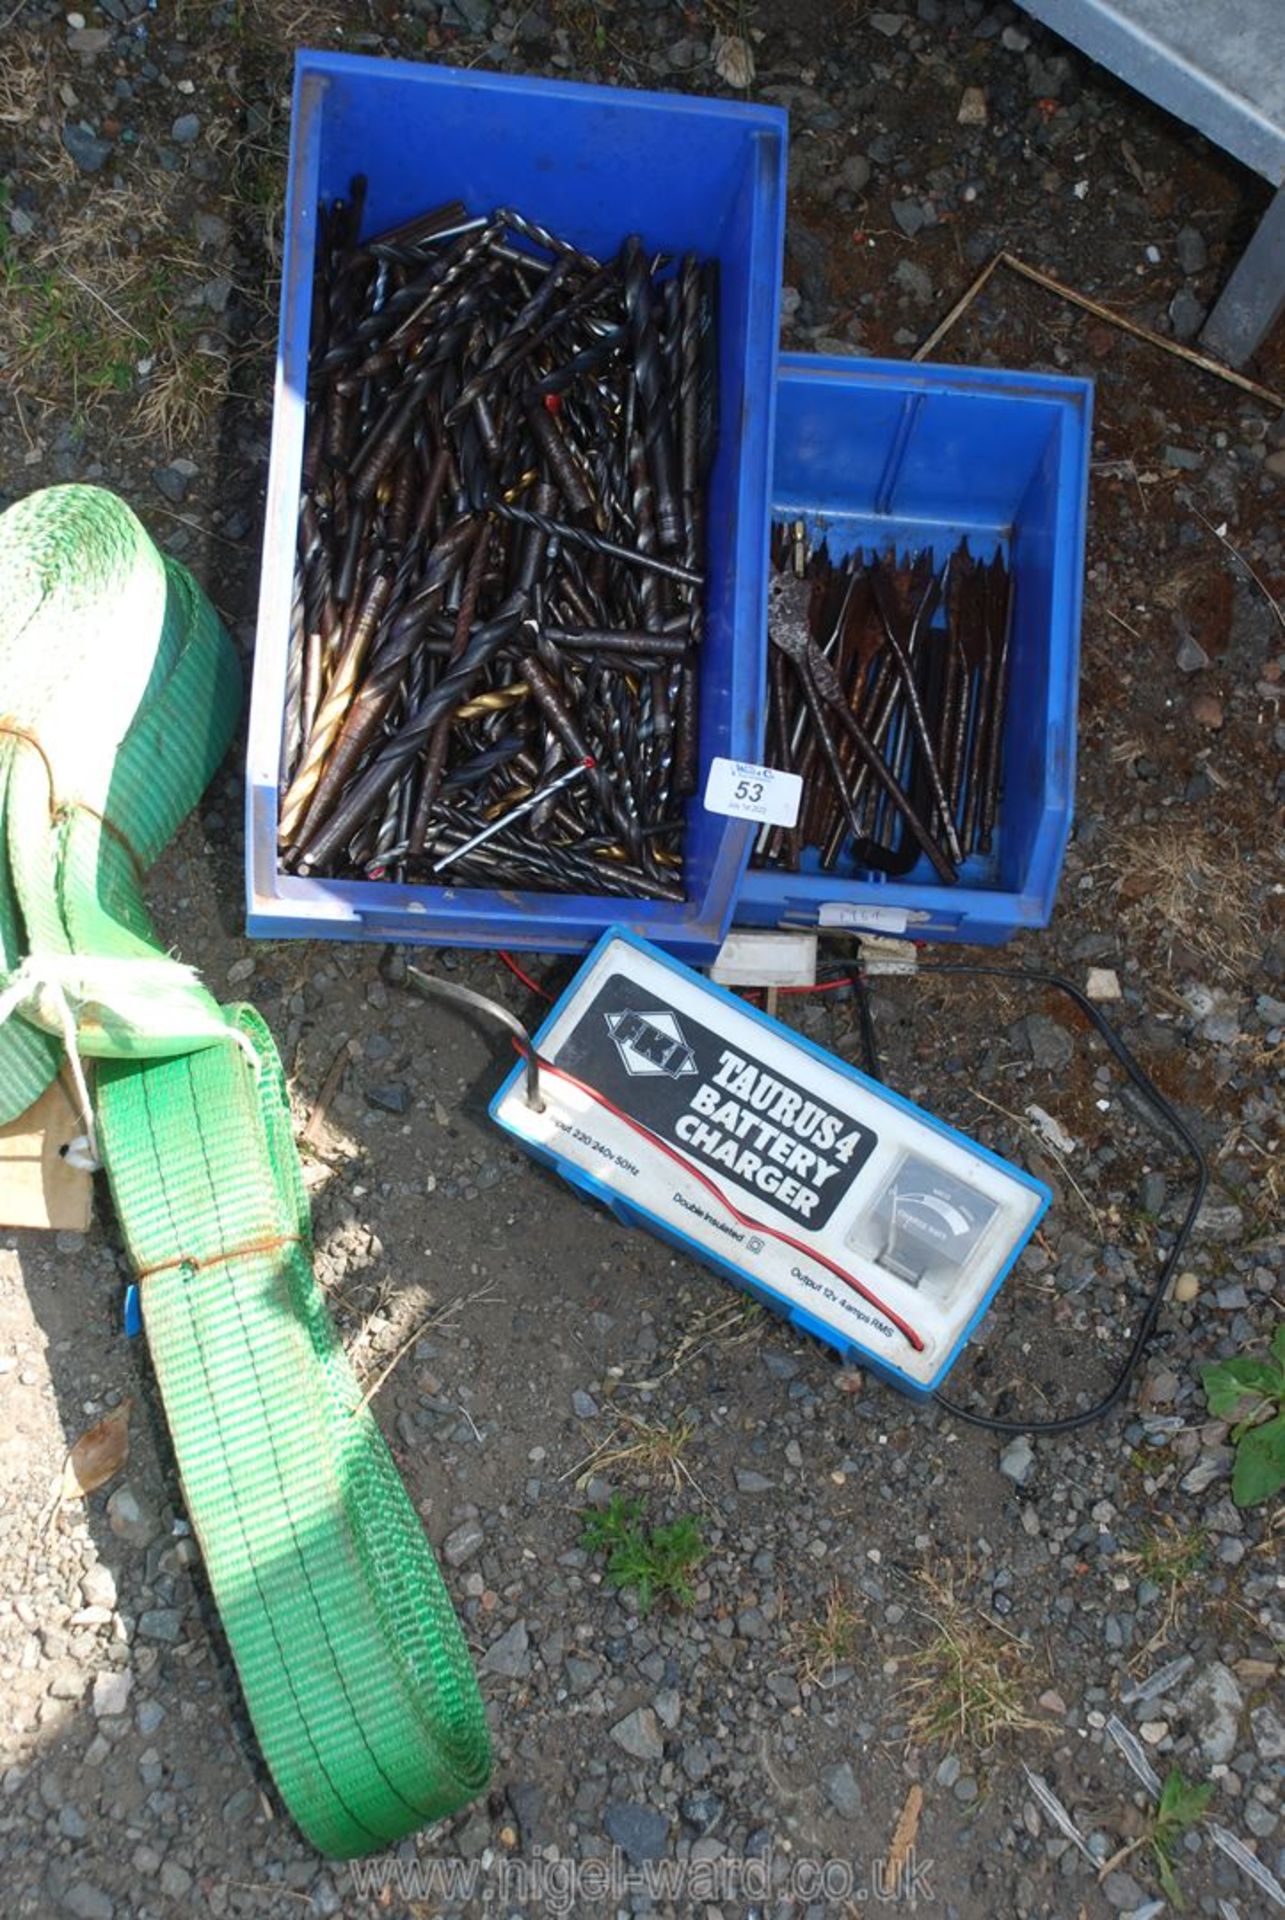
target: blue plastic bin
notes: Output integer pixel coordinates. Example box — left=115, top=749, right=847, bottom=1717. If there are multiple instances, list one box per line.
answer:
left=734, top=354, right=1092, bottom=945
left=245, top=51, right=787, bottom=959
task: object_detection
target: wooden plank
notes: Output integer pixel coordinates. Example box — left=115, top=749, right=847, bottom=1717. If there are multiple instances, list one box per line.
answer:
left=0, top=1078, right=93, bottom=1232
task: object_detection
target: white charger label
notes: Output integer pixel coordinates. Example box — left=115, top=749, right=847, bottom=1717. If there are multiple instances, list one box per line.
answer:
left=704, top=757, right=802, bottom=827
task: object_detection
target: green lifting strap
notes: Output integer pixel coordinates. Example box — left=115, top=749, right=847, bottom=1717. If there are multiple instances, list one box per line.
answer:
left=0, top=485, right=491, bottom=1856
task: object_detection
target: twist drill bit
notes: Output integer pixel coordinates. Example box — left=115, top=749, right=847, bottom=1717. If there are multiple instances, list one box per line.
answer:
left=294, top=595, right=529, bottom=873
left=622, top=235, right=681, bottom=550
left=285, top=185, right=719, bottom=896
left=445, top=258, right=573, bottom=423
left=490, top=500, right=701, bottom=585
left=281, top=585, right=306, bottom=787
left=494, top=207, right=601, bottom=271
left=409, top=517, right=494, bottom=857
left=432, top=755, right=594, bottom=873
left=279, top=564, right=392, bottom=846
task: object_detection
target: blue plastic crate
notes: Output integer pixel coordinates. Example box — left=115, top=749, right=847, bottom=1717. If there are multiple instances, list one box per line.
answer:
left=245, top=52, right=787, bottom=960
left=734, top=354, right=1093, bottom=945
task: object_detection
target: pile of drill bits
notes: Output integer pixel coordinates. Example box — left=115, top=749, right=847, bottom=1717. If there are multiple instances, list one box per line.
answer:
left=277, top=179, right=718, bottom=899
left=754, top=527, right=1014, bottom=883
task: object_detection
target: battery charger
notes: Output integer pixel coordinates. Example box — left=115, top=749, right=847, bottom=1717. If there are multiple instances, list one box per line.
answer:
left=488, top=929, right=1049, bottom=1397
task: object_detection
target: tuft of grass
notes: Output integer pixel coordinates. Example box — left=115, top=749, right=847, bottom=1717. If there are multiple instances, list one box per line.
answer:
left=580, top=1493, right=707, bottom=1613
left=578, top=1414, right=697, bottom=1495
left=0, top=176, right=231, bottom=446
left=1105, top=822, right=1257, bottom=983
left=0, top=32, right=46, bottom=128
left=548, top=0, right=613, bottom=64
left=1126, top=1522, right=1209, bottom=1650
left=226, top=93, right=288, bottom=271
left=176, top=0, right=352, bottom=43
left=134, top=327, right=230, bottom=449
left=899, top=1567, right=1043, bottom=1755
left=1137, top=1522, right=1208, bottom=1589
left=784, top=1578, right=860, bottom=1687
left=614, top=1295, right=764, bottom=1393
left=1148, top=1767, right=1214, bottom=1911
left=6, top=262, right=139, bottom=408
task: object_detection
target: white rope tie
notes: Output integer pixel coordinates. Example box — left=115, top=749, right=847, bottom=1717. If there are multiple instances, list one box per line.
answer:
left=0, top=953, right=259, bottom=1167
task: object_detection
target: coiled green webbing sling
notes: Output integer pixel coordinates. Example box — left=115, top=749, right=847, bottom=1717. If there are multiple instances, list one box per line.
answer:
left=0, top=485, right=490, bottom=1855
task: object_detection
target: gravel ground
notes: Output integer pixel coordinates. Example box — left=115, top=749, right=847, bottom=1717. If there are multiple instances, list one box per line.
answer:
left=1, top=3, right=1282, bottom=1918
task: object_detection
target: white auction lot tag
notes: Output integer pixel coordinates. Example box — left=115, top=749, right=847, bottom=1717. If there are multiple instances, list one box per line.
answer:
left=818, top=902, right=910, bottom=934
left=703, top=757, right=802, bottom=827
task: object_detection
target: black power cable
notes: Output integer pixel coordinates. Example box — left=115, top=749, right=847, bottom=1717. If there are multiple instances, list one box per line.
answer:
left=407, top=964, right=545, bottom=1111
left=851, top=962, right=1209, bottom=1436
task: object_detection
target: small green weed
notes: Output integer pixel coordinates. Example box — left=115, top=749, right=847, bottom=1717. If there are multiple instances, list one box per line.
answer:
left=1201, top=1322, right=1285, bottom=1507
left=22, top=268, right=137, bottom=399
left=1137, top=1524, right=1207, bottom=1588
left=1126, top=1522, right=1208, bottom=1647
left=548, top=0, right=615, bottom=67
left=1149, top=1766, right=1214, bottom=1910
left=579, top=1494, right=707, bottom=1612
